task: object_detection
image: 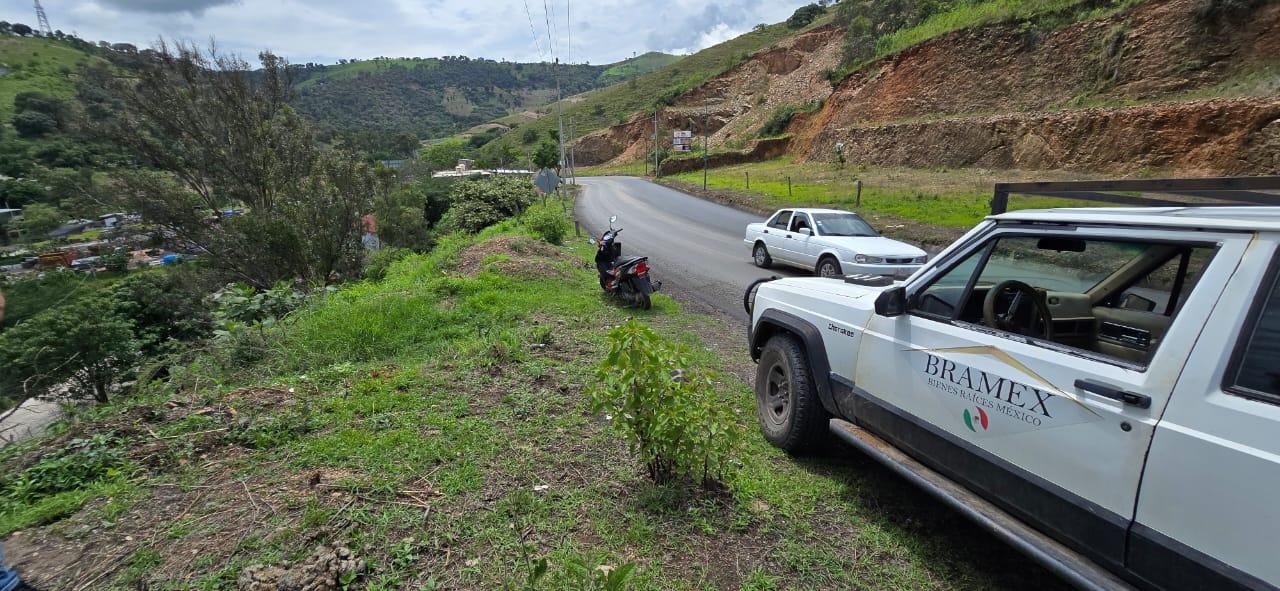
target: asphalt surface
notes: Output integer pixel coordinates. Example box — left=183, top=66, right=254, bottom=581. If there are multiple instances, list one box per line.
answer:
left=575, top=176, right=804, bottom=322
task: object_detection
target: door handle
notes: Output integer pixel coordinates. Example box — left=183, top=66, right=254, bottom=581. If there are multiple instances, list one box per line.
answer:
left=1074, top=379, right=1151, bottom=409
left=763, top=229, right=769, bottom=234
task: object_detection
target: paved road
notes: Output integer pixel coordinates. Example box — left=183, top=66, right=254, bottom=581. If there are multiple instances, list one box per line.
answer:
left=575, top=176, right=804, bottom=321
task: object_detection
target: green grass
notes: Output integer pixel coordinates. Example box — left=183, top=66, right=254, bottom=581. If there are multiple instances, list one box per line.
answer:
left=0, top=35, right=100, bottom=119
left=3, top=204, right=1063, bottom=589
left=598, top=52, right=682, bottom=86
left=669, top=159, right=1111, bottom=228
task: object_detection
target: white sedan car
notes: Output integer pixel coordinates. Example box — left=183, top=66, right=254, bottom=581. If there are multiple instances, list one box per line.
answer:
left=744, top=208, right=927, bottom=278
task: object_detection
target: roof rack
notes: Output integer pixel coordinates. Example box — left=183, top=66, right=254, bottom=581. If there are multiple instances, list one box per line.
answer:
left=990, top=176, right=1280, bottom=214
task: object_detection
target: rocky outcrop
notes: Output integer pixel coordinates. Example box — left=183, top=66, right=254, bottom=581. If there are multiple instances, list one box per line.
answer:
left=803, top=97, right=1280, bottom=175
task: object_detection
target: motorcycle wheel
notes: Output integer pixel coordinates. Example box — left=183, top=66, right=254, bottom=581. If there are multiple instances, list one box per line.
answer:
left=633, top=277, right=654, bottom=310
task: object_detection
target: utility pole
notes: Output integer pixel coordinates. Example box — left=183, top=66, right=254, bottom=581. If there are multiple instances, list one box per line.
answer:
left=555, top=59, right=567, bottom=174
left=653, top=110, right=659, bottom=178
left=568, top=116, right=577, bottom=185
left=703, top=99, right=710, bottom=190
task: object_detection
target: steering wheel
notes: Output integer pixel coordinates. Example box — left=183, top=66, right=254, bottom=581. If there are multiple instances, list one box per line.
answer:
left=983, top=280, right=1054, bottom=340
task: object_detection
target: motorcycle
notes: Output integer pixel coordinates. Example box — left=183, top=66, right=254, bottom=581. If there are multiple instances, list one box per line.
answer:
left=589, top=215, right=661, bottom=310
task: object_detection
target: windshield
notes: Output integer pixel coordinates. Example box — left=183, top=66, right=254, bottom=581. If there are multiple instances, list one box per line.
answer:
left=811, top=213, right=878, bottom=237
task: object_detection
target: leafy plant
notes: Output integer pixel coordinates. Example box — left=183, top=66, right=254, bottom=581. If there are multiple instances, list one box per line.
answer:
left=0, top=434, right=129, bottom=510
left=756, top=101, right=820, bottom=138
left=523, top=204, right=570, bottom=245
left=100, top=247, right=130, bottom=273
left=437, top=177, right=536, bottom=234
left=589, top=319, right=740, bottom=485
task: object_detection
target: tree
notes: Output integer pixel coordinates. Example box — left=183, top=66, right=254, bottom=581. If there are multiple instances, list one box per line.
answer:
left=0, top=293, right=140, bottom=404
left=14, top=91, right=66, bottom=126
left=532, top=140, right=559, bottom=170
left=83, top=43, right=387, bottom=288
left=11, top=23, right=32, bottom=37
left=421, top=138, right=466, bottom=170
left=787, top=3, right=827, bottom=28
left=12, top=111, right=58, bottom=137
left=17, top=203, right=62, bottom=237
left=521, top=127, right=539, bottom=144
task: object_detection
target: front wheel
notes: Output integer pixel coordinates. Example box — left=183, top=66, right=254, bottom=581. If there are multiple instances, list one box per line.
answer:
left=755, top=334, right=829, bottom=453
left=817, top=256, right=842, bottom=278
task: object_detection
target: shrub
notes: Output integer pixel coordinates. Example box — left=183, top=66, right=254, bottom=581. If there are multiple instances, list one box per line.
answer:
left=437, top=177, right=536, bottom=234
left=588, top=320, right=740, bottom=485
left=100, top=247, right=130, bottom=273
left=363, top=246, right=413, bottom=281
left=521, top=127, right=540, bottom=144
left=756, top=101, right=820, bottom=138
left=0, top=293, right=139, bottom=403
left=12, top=111, right=57, bottom=137
left=523, top=204, right=569, bottom=245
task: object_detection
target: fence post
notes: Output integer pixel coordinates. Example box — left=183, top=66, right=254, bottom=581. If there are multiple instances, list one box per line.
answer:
left=855, top=180, right=862, bottom=208
left=991, top=189, right=1010, bottom=215
left=746, top=171, right=750, bottom=190
left=788, top=176, right=792, bottom=197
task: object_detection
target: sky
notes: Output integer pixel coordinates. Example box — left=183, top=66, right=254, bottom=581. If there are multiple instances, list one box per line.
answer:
left=0, top=0, right=813, bottom=65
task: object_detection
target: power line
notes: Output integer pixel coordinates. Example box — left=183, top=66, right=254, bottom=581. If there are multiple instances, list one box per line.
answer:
left=541, top=0, right=557, bottom=60
left=521, top=0, right=546, bottom=60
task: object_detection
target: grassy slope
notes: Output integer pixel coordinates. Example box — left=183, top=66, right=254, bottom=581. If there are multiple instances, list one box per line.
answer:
left=1, top=207, right=1062, bottom=589
left=490, top=20, right=819, bottom=155
left=665, top=159, right=1107, bottom=228
left=0, top=35, right=97, bottom=120
left=597, top=52, right=681, bottom=86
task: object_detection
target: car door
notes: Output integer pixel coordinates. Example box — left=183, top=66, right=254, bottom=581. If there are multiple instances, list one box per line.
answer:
left=852, top=224, right=1248, bottom=572
left=787, top=212, right=819, bottom=269
left=1129, top=234, right=1280, bottom=590
left=763, top=210, right=797, bottom=265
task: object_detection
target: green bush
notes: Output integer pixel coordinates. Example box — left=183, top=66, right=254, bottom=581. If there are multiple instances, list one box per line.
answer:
left=588, top=319, right=740, bottom=485
left=756, top=101, right=820, bottom=138
left=110, top=267, right=217, bottom=354
left=787, top=3, right=827, bottom=28
left=523, top=205, right=570, bottom=245
left=363, top=246, right=413, bottom=281
left=12, top=111, right=58, bottom=137
left=437, top=177, right=536, bottom=234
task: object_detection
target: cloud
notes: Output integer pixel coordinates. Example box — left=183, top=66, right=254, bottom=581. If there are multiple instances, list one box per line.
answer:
left=98, top=0, right=238, bottom=15
left=0, top=0, right=811, bottom=65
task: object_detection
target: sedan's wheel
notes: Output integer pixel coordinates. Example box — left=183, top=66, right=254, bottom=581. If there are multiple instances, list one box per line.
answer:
left=755, top=334, right=830, bottom=453
left=817, top=256, right=842, bottom=278
left=753, top=242, right=772, bottom=268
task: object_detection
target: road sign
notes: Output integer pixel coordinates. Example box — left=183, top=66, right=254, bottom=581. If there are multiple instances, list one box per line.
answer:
left=534, top=168, right=561, bottom=193
left=673, top=130, right=693, bottom=138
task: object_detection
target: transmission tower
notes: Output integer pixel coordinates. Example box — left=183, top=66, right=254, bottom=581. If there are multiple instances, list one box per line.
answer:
left=34, top=0, right=53, bottom=36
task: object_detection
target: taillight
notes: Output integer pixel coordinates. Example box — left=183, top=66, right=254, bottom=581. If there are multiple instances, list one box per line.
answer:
left=634, top=261, right=649, bottom=276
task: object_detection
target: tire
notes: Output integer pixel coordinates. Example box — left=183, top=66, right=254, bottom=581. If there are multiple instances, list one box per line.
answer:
left=755, top=334, right=830, bottom=453
left=817, top=256, right=842, bottom=278
left=753, top=242, right=773, bottom=268
left=632, top=277, right=654, bottom=310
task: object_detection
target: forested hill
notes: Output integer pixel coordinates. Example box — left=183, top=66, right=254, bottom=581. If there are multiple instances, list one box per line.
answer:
left=290, top=53, right=678, bottom=140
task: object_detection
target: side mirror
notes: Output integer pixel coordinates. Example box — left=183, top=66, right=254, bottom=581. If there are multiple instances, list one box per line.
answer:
left=874, top=286, right=908, bottom=317
left=798, top=227, right=812, bottom=236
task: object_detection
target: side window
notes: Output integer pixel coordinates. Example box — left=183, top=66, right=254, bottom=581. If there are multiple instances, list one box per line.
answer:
left=790, top=213, right=811, bottom=233
left=1229, top=266, right=1280, bottom=402
left=769, top=211, right=793, bottom=230
left=914, top=245, right=986, bottom=317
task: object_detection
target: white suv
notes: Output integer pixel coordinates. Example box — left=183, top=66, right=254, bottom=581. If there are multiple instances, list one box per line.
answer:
left=747, top=197, right=1280, bottom=590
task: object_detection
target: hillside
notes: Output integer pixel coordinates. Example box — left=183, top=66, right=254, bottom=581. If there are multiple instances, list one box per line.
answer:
left=478, top=19, right=823, bottom=162
left=0, top=35, right=100, bottom=120
left=571, top=0, right=1280, bottom=176
left=291, top=53, right=678, bottom=140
